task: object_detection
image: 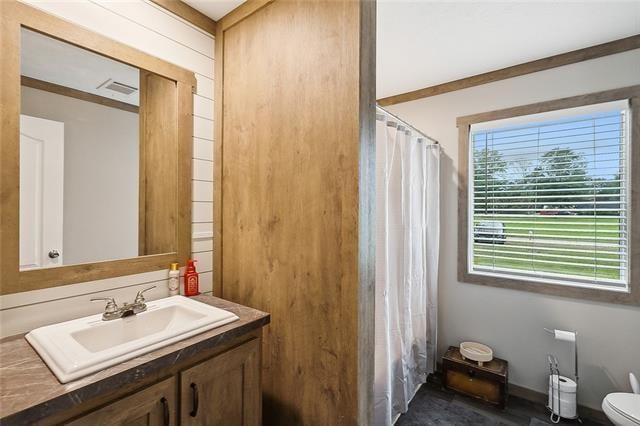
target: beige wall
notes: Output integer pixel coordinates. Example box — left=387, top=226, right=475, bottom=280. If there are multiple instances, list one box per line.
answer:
left=387, top=49, right=640, bottom=410
left=0, top=0, right=214, bottom=337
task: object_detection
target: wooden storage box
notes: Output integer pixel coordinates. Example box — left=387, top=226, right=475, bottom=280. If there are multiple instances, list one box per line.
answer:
left=442, top=346, right=509, bottom=408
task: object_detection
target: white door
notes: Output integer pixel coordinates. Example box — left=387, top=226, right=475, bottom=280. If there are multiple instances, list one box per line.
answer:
left=20, top=114, right=65, bottom=269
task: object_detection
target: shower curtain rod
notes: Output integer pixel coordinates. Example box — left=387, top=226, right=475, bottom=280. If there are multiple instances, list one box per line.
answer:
left=376, top=105, right=439, bottom=145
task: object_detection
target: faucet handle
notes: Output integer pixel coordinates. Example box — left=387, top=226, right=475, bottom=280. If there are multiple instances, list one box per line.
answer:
left=91, top=297, right=119, bottom=314
left=134, top=286, right=156, bottom=305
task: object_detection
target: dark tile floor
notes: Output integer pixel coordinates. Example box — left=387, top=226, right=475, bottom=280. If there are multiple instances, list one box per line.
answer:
left=396, top=382, right=607, bottom=426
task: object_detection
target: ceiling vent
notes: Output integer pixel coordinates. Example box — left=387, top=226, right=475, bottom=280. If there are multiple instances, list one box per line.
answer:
left=97, top=79, right=138, bottom=95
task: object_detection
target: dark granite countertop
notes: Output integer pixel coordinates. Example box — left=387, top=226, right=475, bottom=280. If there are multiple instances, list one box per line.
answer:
left=0, top=295, right=269, bottom=424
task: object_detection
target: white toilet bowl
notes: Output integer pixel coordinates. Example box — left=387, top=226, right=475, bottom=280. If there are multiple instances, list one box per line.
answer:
left=602, top=393, right=640, bottom=426
left=603, top=374, right=640, bottom=426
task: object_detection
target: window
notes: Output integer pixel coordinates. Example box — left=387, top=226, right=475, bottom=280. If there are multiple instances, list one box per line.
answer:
left=458, top=87, right=640, bottom=304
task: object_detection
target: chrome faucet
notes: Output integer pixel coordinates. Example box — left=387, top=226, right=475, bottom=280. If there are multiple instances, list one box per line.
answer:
left=91, top=286, right=156, bottom=321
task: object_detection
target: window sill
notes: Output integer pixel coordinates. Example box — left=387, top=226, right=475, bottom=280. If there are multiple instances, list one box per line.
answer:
left=458, top=269, right=640, bottom=306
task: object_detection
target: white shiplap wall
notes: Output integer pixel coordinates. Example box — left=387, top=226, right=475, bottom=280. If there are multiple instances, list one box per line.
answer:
left=0, top=0, right=215, bottom=338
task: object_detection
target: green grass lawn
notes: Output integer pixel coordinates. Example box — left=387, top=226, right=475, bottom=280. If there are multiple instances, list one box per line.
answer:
left=473, top=215, right=625, bottom=280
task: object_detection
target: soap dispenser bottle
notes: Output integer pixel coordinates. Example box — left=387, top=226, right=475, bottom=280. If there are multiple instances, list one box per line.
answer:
left=168, top=263, right=180, bottom=296
left=183, top=259, right=200, bottom=296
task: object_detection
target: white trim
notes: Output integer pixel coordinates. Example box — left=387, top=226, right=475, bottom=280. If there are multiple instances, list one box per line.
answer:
left=467, top=128, right=475, bottom=276
left=470, top=268, right=628, bottom=293
left=470, top=99, right=630, bottom=133
left=621, top=107, right=631, bottom=284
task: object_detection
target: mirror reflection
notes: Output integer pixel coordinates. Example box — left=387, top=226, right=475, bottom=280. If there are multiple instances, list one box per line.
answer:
left=19, top=28, right=177, bottom=270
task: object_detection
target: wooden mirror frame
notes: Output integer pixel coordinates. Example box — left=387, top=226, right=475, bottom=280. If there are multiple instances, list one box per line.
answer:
left=0, top=1, right=195, bottom=294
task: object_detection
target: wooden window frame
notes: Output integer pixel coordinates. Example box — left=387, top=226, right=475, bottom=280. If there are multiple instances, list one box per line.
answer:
left=0, top=1, right=195, bottom=294
left=457, top=85, right=640, bottom=305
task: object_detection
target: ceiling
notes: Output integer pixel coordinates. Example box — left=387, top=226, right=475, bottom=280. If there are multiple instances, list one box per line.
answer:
left=21, top=28, right=140, bottom=106
left=377, top=0, right=640, bottom=99
left=182, top=0, right=246, bottom=21
left=165, top=1, right=639, bottom=100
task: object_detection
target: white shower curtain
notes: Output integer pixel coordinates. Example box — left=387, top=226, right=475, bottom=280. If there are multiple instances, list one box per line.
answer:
left=374, top=111, right=440, bottom=426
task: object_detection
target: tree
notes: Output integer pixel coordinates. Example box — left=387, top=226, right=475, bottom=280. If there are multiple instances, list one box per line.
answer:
left=500, top=159, right=534, bottom=214
left=594, top=173, right=622, bottom=216
left=473, top=148, right=507, bottom=214
left=525, top=148, right=590, bottom=212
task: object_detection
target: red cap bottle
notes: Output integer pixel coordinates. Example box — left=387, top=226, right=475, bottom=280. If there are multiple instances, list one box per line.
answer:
left=183, top=259, right=200, bottom=296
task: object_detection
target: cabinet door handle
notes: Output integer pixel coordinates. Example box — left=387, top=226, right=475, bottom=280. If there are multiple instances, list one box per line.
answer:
left=160, top=397, right=170, bottom=426
left=190, top=383, right=199, bottom=417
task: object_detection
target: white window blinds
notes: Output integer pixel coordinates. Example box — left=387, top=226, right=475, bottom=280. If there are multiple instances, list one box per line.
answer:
left=469, top=100, right=630, bottom=290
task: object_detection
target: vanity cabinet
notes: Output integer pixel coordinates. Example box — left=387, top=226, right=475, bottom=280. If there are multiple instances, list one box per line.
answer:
left=0, top=296, right=269, bottom=425
left=67, top=377, right=177, bottom=426
left=66, top=338, right=261, bottom=426
left=180, top=338, right=261, bottom=426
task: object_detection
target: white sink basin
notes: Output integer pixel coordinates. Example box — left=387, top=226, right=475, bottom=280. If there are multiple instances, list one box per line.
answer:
left=25, top=296, right=239, bottom=383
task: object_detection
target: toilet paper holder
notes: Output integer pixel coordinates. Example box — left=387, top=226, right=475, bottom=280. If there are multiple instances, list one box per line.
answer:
left=544, top=328, right=578, bottom=382
left=544, top=328, right=579, bottom=423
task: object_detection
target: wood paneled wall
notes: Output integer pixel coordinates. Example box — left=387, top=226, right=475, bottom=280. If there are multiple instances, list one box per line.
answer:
left=138, top=70, right=178, bottom=256
left=215, top=0, right=375, bottom=424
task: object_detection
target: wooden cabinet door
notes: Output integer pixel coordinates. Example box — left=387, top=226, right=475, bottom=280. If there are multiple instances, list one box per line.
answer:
left=66, top=377, right=176, bottom=426
left=180, top=338, right=261, bottom=426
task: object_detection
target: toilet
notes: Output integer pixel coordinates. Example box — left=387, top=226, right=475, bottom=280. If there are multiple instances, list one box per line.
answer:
left=602, top=374, right=640, bottom=426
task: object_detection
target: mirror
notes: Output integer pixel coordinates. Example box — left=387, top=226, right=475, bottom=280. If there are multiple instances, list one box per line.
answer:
left=19, top=28, right=178, bottom=270
left=1, top=2, right=194, bottom=295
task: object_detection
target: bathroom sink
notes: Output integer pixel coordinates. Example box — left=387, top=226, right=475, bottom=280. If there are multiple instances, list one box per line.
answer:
left=25, top=296, right=239, bottom=383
